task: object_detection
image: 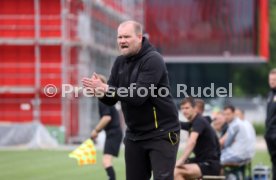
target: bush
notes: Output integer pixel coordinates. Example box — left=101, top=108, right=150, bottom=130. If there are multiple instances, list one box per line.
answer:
left=253, top=123, right=266, bottom=136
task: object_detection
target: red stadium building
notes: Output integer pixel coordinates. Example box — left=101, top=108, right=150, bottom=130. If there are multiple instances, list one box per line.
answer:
left=144, top=0, right=269, bottom=99
left=145, top=0, right=269, bottom=62
left=0, top=0, right=143, bottom=143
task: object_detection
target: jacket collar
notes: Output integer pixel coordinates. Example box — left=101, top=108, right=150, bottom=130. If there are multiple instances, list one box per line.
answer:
left=126, top=37, right=155, bottom=62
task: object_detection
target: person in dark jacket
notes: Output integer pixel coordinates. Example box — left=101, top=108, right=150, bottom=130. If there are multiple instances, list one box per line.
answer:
left=265, top=68, right=276, bottom=180
left=82, top=20, right=180, bottom=180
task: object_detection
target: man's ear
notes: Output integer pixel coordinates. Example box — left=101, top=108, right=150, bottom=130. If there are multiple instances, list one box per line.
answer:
left=138, top=33, right=143, bottom=42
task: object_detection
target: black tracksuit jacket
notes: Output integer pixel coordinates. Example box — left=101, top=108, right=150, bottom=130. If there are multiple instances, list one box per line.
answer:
left=266, top=89, right=276, bottom=135
left=265, top=88, right=276, bottom=179
left=100, top=37, right=180, bottom=140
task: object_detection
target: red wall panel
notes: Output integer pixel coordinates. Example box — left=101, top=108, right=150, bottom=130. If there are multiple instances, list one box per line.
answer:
left=0, top=45, right=35, bottom=86
left=40, top=0, right=61, bottom=38
left=40, top=95, right=61, bottom=126
left=0, top=94, right=34, bottom=122
left=0, top=0, right=61, bottom=38
left=0, top=0, right=34, bottom=38
left=145, top=0, right=260, bottom=57
left=40, top=45, right=62, bottom=86
left=0, top=0, right=79, bottom=131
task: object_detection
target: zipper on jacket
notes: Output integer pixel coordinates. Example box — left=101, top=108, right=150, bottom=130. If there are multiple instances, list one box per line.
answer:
left=153, top=106, right=158, bottom=128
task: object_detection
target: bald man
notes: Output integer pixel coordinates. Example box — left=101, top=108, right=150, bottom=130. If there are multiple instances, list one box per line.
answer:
left=82, top=20, right=180, bottom=180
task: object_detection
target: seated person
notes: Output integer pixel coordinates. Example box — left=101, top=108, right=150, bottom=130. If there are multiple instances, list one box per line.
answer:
left=174, top=97, right=221, bottom=180
left=220, top=105, right=252, bottom=165
left=180, top=98, right=211, bottom=131
left=235, top=108, right=256, bottom=160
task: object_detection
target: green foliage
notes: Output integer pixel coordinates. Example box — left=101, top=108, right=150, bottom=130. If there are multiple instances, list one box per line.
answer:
left=268, top=0, right=276, bottom=69
left=253, top=123, right=266, bottom=135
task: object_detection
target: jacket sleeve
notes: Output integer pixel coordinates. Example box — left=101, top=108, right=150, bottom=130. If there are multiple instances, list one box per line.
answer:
left=108, top=52, right=165, bottom=106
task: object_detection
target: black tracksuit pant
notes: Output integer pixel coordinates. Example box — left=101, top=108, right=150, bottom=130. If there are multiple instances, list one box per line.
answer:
left=124, top=132, right=179, bottom=180
left=265, top=133, right=276, bottom=180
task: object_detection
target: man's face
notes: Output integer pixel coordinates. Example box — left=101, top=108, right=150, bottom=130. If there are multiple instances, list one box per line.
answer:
left=180, top=103, right=196, bottom=121
left=117, top=24, right=142, bottom=57
left=269, top=73, right=276, bottom=89
left=223, top=109, right=235, bottom=123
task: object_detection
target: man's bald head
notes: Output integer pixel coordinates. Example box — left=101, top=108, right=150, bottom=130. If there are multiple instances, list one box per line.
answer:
left=118, top=20, right=143, bottom=35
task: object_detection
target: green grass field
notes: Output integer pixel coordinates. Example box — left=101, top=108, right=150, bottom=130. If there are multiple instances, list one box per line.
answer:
left=0, top=149, right=271, bottom=180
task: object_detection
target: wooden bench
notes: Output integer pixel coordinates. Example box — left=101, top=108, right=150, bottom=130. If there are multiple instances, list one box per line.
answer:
left=193, top=175, right=225, bottom=180
left=202, top=175, right=226, bottom=179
